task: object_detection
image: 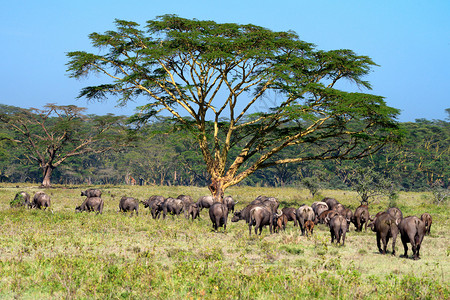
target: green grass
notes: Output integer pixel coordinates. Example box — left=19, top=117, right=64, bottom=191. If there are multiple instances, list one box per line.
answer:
left=0, top=184, right=448, bottom=299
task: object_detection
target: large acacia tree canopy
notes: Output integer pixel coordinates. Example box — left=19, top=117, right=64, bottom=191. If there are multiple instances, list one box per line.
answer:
left=67, top=15, right=401, bottom=195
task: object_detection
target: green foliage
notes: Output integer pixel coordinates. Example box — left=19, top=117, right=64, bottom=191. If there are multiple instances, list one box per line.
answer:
left=66, top=15, right=401, bottom=195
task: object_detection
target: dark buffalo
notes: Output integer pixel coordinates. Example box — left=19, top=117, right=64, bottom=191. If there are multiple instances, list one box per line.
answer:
left=162, top=197, right=184, bottom=219
left=281, top=207, right=298, bottom=226
left=141, top=195, right=165, bottom=219
left=232, top=204, right=266, bottom=223
left=305, top=220, right=315, bottom=237
left=119, top=196, right=139, bottom=217
left=249, top=206, right=273, bottom=236
left=386, top=207, right=403, bottom=224
left=420, top=213, right=432, bottom=235
left=329, top=215, right=347, bottom=245
left=251, top=196, right=280, bottom=213
left=11, top=191, right=31, bottom=208
left=399, top=216, right=426, bottom=260
left=297, top=205, right=315, bottom=235
left=76, top=197, right=104, bottom=214
left=368, top=212, right=399, bottom=255
left=223, top=196, right=237, bottom=213
left=197, top=195, right=214, bottom=210
left=209, top=202, right=228, bottom=231
left=273, top=210, right=287, bottom=233
left=311, top=201, right=328, bottom=219
left=177, top=194, right=193, bottom=218
left=352, top=204, right=369, bottom=231
left=318, top=210, right=339, bottom=225
left=333, top=203, right=346, bottom=215
left=323, top=197, right=340, bottom=211
left=188, top=202, right=200, bottom=220
left=342, top=208, right=354, bottom=232
left=32, top=191, right=51, bottom=210
left=81, top=188, right=102, bottom=198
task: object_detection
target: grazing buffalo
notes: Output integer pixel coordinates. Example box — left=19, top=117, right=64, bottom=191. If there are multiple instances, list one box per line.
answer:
left=399, top=216, right=426, bottom=260
left=81, top=188, right=102, bottom=198
left=281, top=207, right=298, bottom=226
left=11, top=191, right=31, bottom=208
left=197, top=195, right=214, bottom=210
left=162, top=198, right=184, bottom=219
left=232, top=204, right=266, bottom=223
left=76, top=197, right=104, bottom=214
left=311, top=201, right=328, bottom=219
left=119, top=197, right=139, bottom=217
left=32, top=191, right=51, bottom=210
left=329, top=215, right=347, bottom=245
left=209, top=203, right=228, bottom=231
left=352, top=204, right=369, bottom=231
left=305, top=220, right=315, bottom=237
left=141, top=195, right=165, bottom=219
left=188, top=202, right=200, bottom=220
left=333, top=203, right=346, bottom=215
left=223, top=196, right=237, bottom=213
left=273, top=211, right=288, bottom=233
left=177, top=195, right=193, bottom=219
left=297, top=205, right=315, bottom=235
left=368, top=212, right=399, bottom=255
left=420, top=213, right=432, bottom=235
left=249, top=206, right=273, bottom=236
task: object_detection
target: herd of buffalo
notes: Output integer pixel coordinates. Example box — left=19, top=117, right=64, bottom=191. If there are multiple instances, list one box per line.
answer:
left=11, top=189, right=432, bottom=260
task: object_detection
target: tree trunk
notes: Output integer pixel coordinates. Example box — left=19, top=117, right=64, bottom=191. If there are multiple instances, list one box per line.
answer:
left=208, top=178, right=225, bottom=203
left=41, top=165, right=54, bottom=187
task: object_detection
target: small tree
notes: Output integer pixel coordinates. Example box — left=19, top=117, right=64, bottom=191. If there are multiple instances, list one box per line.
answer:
left=0, top=104, right=131, bottom=187
left=430, top=180, right=449, bottom=205
left=349, top=167, right=394, bottom=204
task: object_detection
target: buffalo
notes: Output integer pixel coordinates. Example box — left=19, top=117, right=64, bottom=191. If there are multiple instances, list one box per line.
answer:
left=188, top=202, right=200, bottom=220
left=209, top=202, right=228, bottom=231
left=76, top=197, right=104, bottom=214
left=311, top=201, right=328, bottom=219
left=399, top=216, right=426, bottom=260
left=281, top=207, right=298, bottom=226
left=329, top=215, right=347, bottom=245
left=119, top=196, right=139, bottom=217
left=318, top=210, right=339, bottom=225
left=141, top=195, right=165, bottom=219
left=32, top=191, right=51, bottom=210
left=232, top=204, right=266, bottom=223
left=305, top=220, right=315, bottom=237
left=223, top=196, right=237, bottom=213
left=162, top=197, right=184, bottom=219
left=352, top=204, right=369, bottom=231
left=249, top=206, right=273, bottom=236
left=197, top=195, right=214, bottom=210
left=273, top=210, right=288, bottom=233
left=81, top=188, right=102, bottom=198
left=323, top=197, right=340, bottom=211
left=11, top=191, right=31, bottom=208
left=368, top=212, right=399, bottom=255
left=420, top=213, right=432, bottom=235
left=297, top=205, right=315, bottom=235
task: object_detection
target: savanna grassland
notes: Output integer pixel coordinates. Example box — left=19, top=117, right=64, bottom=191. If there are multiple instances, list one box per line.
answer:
left=0, top=184, right=448, bottom=299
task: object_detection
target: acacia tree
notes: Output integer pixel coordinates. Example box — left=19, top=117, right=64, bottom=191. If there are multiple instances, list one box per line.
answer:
left=67, top=15, right=401, bottom=201
left=0, top=104, right=130, bottom=187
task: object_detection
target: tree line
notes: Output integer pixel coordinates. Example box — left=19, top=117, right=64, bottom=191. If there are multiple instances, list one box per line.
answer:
left=1, top=104, right=448, bottom=193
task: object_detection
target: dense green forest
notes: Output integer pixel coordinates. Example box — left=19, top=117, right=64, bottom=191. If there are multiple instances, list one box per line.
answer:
left=0, top=104, right=448, bottom=192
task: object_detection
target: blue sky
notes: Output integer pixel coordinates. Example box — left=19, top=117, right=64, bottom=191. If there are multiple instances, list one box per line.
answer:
left=1, top=0, right=449, bottom=122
